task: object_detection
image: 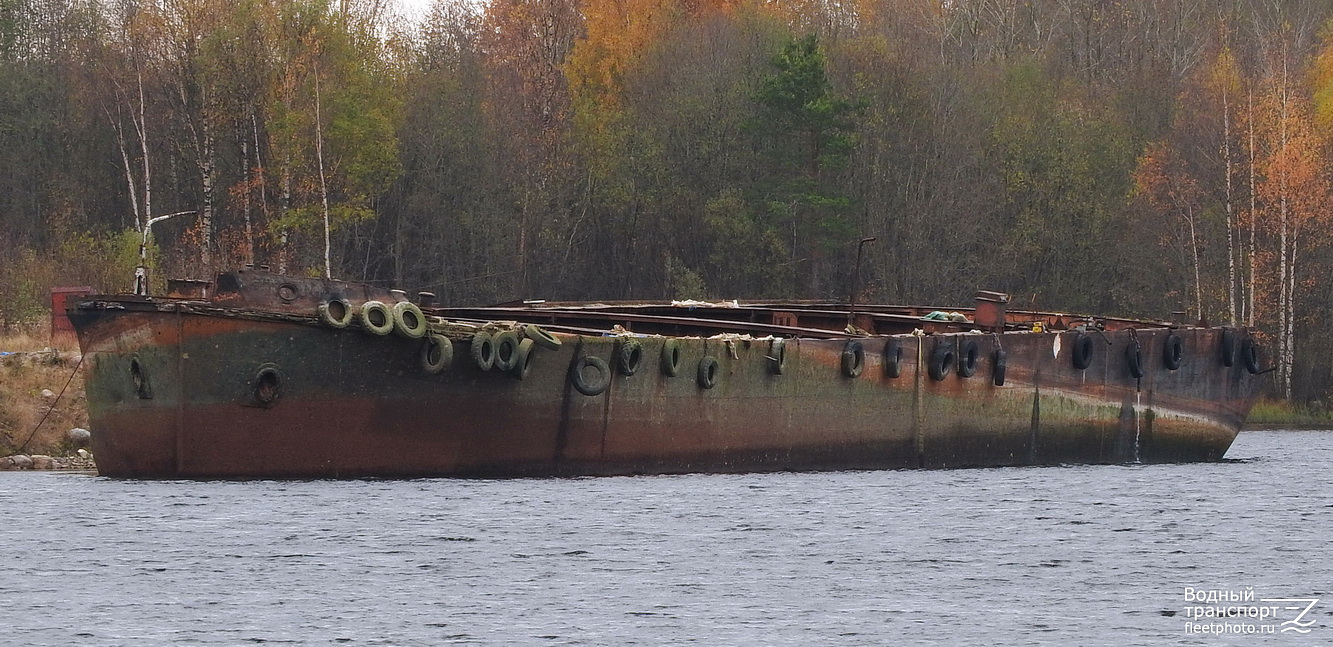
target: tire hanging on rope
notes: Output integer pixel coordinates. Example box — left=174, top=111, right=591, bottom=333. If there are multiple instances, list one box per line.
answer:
left=1071, top=332, right=1093, bottom=370
left=661, top=340, right=681, bottom=377
left=958, top=339, right=979, bottom=378
left=512, top=339, right=535, bottom=380
left=1240, top=337, right=1261, bottom=375
left=616, top=339, right=643, bottom=376
left=841, top=341, right=865, bottom=378
left=928, top=341, right=955, bottom=382
left=768, top=339, right=787, bottom=375
left=492, top=331, right=521, bottom=372
left=1126, top=341, right=1144, bottom=379
left=697, top=355, right=719, bottom=389
left=883, top=340, right=903, bottom=379
left=1162, top=332, right=1184, bottom=371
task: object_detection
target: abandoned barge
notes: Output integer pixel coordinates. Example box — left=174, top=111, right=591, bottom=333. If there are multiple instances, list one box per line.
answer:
left=68, top=268, right=1262, bottom=479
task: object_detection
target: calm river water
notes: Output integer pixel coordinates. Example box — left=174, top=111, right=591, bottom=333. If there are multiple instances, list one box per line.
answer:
left=2, top=429, right=1330, bottom=646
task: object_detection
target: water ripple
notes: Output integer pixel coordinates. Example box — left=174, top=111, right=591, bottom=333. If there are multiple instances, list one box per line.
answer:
left=1, top=430, right=1330, bottom=646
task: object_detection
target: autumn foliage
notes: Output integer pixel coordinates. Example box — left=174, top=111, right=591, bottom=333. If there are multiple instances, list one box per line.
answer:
left=5, top=0, right=1333, bottom=401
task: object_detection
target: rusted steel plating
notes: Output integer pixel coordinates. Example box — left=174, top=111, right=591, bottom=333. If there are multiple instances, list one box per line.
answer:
left=67, top=268, right=1261, bottom=478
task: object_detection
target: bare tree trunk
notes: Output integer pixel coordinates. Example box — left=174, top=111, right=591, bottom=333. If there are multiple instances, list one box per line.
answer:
left=199, top=116, right=216, bottom=272
left=393, top=198, right=403, bottom=287
left=1287, top=237, right=1298, bottom=399
left=1187, top=203, right=1202, bottom=320
left=518, top=198, right=529, bottom=295
left=1247, top=86, right=1257, bottom=329
left=519, top=183, right=530, bottom=295
left=279, top=151, right=291, bottom=275
left=107, top=105, right=141, bottom=231
left=315, top=69, right=333, bottom=279
left=252, top=111, right=268, bottom=264
left=1277, top=66, right=1291, bottom=399
left=240, top=125, right=253, bottom=265
left=177, top=64, right=216, bottom=274
left=1223, top=78, right=1237, bottom=326
left=136, top=68, right=153, bottom=238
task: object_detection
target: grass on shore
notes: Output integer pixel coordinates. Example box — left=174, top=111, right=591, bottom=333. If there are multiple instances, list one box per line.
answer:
left=1245, top=397, right=1333, bottom=428
left=0, top=325, right=74, bottom=353
left=1, top=323, right=87, bottom=456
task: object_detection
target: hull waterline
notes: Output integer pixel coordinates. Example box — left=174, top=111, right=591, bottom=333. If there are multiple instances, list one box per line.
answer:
left=70, top=270, right=1259, bottom=479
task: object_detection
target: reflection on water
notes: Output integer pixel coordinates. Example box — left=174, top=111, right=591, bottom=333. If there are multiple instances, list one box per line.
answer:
left=1, top=430, right=1329, bottom=646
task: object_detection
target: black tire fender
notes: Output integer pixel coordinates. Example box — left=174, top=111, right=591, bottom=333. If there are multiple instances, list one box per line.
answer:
left=992, top=348, right=1007, bottom=386
left=420, top=333, right=453, bottom=374
left=841, top=340, right=865, bottom=378
left=1072, top=332, right=1093, bottom=370
left=392, top=301, right=428, bottom=339
left=661, top=340, right=681, bottom=377
left=493, top=331, right=521, bottom=372
left=1126, top=341, right=1145, bottom=379
left=360, top=300, right=394, bottom=336
left=958, top=339, right=979, bottom=377
left=883, top=340, right=903, bottom=378
left=1241, top=337, right=1261, bottom=375
left=471, top=331, right=495, bottom=370
left=929, top=341, right=955, bottom=382
left=1163, top=333, right=1184, bottom=371
left=616, top=338, right=643, bottom=376
left=697, top=355, right=719, bottom=389
left=571, top=355, right=610, bottom=396
left=129, top=355, right=152, bottom=399
left=512, top=338, right=535, bottom=380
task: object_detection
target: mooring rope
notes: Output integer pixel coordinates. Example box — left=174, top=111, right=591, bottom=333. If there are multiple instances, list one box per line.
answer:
left=17, top=351, right=85, bottom=454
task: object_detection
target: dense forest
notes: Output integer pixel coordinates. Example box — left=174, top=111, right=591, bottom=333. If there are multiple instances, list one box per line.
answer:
left=3, top=0, right=1333, bottom=401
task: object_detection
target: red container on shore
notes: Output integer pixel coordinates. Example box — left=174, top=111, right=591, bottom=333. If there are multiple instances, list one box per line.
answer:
left=50, top=286, right=95, bottom=346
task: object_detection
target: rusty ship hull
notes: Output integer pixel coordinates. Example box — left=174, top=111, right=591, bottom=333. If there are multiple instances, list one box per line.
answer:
left=69, top=269, right=1260, bottom=479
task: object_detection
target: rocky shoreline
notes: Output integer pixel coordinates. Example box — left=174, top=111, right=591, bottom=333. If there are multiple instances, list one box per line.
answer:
left=1, top=425, right=96, bottom=471
left=0, top=345, right=92, bottom=467
left=1, top=453, right=96, bottom=471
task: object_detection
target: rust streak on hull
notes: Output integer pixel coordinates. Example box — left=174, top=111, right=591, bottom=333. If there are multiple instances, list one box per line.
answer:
left=70, top=269, right=1260, bottom=479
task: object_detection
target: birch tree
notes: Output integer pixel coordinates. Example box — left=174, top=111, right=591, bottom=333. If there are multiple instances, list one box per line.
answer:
left=1254, top=67, right=1330, bottom=398
left=267, top=0, right=402, bottom=278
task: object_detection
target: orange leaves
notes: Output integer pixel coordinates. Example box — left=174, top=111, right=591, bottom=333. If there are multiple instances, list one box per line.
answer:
left=1134, top=40, right=1333, bottom=348
left=1239, top=45, right=1333, bottom=397
left=1133, top=142, right=1202, bottom=216
left=568, top=0, right=673, bottom=102
left=480, top=0, right=580, bottom=151
left=1252, top=83, right=1331, bottom=238
left=566, top=0, right=754, bottom=106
